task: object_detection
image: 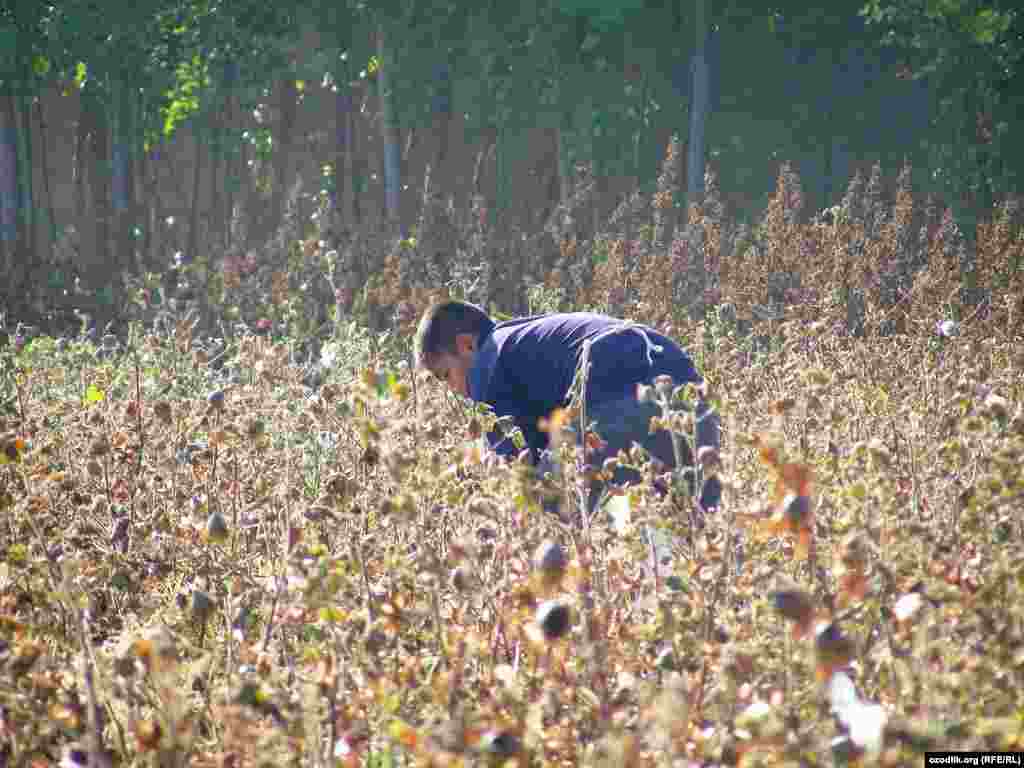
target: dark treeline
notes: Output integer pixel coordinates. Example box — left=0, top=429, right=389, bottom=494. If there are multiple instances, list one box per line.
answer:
left=0, top=0, right=1021, bottom=332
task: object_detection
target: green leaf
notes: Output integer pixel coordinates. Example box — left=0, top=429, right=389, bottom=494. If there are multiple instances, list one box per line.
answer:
left=85, top=385, right=105, bottom=404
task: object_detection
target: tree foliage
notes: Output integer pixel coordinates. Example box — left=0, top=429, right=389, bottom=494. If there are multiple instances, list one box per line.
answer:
left=862, top=0, right=1024, bottom=210
left=1, top=0, right=1022, bottom=328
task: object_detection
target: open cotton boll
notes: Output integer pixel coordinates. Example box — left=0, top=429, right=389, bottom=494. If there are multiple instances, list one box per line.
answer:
left=319, top=341, right=340, bottom=368
left=605, top=493, right=677, bottom=567
left=828, top=671, right=887, bottom=762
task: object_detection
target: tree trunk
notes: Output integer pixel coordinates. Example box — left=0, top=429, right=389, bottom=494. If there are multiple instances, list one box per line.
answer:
left=187, top=127, right=202, bottom=264
left=17, top=85, right=33, bottom=262
left=472, top=125, right=496, bottom=200
left=686, top=0, right=710, bottom=209
left=112, top=82, right=136, bottom=275
left=270, top=75, right=298, bottom=240
left=35, top=95, right=57, bottom=263
left=350, top=84, right=364, bottom=227
left=333, top=84, right=353, bottom=231
left=378, top=20, right=402, bottom=235
left=80, top=90, right=115, bottom=329
left=222, top=59, right=239, bottom=253
left=536, top=127, right=560, bottom=230
left=0, top=84, right=24, bottom=295
left=431, top=60, right=452, bottom=203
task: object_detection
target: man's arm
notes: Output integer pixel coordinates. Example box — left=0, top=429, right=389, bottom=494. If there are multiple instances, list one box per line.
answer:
left=480, top=401, right=548, bottom=464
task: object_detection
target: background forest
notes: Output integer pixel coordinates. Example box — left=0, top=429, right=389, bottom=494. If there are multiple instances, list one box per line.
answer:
left=1, top=0, right=1022, bottom=336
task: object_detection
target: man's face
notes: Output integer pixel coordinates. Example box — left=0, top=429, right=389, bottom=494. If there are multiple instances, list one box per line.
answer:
left=429, top=334, right=477, bottom=398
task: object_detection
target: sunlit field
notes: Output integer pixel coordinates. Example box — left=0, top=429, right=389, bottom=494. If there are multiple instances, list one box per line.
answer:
left=1, top=161, right=1022, bottom=767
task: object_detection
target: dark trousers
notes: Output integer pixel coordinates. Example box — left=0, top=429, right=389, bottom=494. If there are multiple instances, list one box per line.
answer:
left=540, top=395, right=721, bottom=517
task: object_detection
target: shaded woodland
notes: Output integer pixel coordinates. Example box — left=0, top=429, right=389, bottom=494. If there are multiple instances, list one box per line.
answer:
left=0, top=1, right=1021, bottom=333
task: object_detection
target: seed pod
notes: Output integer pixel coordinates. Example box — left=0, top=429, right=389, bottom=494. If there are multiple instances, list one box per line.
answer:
left=781, top=493, right=811, bottom=530
left=984, top=393, right=1009, bottom=422
left=361, top=445, right=379, bottom=467
left=866, top=439, right=891, bottom=469
left=191, top=590, right=214, bottom=624
left=534, top=540, right=568, bottom=580
left=478, top=730, right=521, bottom=758
left=205, top=511, right=229, bottom=544
left=207, top=389, right=225, bottom=410
left=536, top=600, right=572, bottom=642
left=815, top=622, right=855, bottom=679
left=840, top=532, right=871, bottom=570
left=154, top=401, right=173, bottom=425
left=769, top=582, right=815, bottom=637
left=451, top=565, right=474, bottom=593
left=89, top=437, right=111, bottom=458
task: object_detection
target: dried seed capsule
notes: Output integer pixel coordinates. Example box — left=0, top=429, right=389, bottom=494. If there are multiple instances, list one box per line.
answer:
left=191, top=590, right=214, bottom=623
left=206, top=511, right=229, bottom=544
left=478, top=730, right=521, bottom=757
left=89, top=437, right=110, bottom=458
left=770, top=585, right=815, bottom=628
left=534, top=540, right=568, bottom=579
left=451, top=565, right=474, bottom=593
left=207, top=389, right=225, bottom=410
left=536, top=600, right=572, bottom=641
left=154, top=401, right=173, bottom=424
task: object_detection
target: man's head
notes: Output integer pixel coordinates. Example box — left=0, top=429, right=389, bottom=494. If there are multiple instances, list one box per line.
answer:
left=414, top=300, right=492, bottom=397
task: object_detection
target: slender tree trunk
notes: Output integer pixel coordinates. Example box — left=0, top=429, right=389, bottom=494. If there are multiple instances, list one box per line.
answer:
left=495, top=123, right=507, bottom=233
left=536, top=127, right=560, bottom=230
left=472, top=125, right=496, bottom=202
left=188, top=127, right=208, bottom=326
left=557, top=123, right=571, bottom=209
left=17, top=84, right=33, bottom=262
left=350, top=85, right=363, bottom=227
left=112, top=82, right=136, bottom=275
left=686, top=0, right=710, bottom=209
left=35, top=96, right=57, bottom=262
left=222, top=60, right=239, bottom=253
left=187, top=126, right=202, bottom=263
left=210, top=96, right=223, bottom=252
left=80, top=90, right=114, bottom=329
left=0, top=84, right=23, bottom=288
left=378, top=20, right=402, bottom=235
left=431, top=60, right=452, bottom=202
left=270, top=75, right=298, bottom=239
left=140, top=140, right=154, bottom=270
left=333, top=85, right=353, bottom=231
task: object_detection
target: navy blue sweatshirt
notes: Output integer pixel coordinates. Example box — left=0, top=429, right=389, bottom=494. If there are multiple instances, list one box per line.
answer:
left=466, top=313, right=701, bottom=459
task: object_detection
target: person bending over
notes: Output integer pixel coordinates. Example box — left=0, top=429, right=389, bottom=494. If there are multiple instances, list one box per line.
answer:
left=413, top=300, right=721, bottom=514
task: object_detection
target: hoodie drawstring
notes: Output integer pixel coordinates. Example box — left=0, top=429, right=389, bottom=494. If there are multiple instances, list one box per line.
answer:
left=588, top=321, right=664, bottom=369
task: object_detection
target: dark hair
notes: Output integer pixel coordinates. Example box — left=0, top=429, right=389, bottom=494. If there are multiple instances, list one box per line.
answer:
left=414, top=300, right=492, bottom=370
